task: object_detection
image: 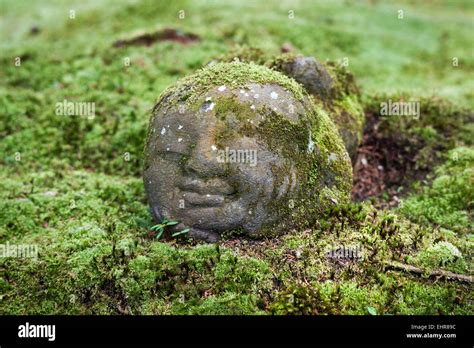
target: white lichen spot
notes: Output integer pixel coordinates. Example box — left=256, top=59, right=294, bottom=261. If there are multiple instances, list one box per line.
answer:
left=178, top=124, right=183, bottom=130
left=307, top=133, right=315, bottom=153
left=206, top=194, right=210, bottom=197
left=153, top=128, right=156, bottom=133
left=218, top=85, right=226, bottom=92
left=253, top=94, right=259, bottom=99
left=205, top=97, right=212, bottom=101
left=250, top=105, right=255, bottom=110
left=270, top=91, right=278, bottom=99
left=244, top=93, right=249, bottom=97
left=203, top=102, right=215, bottom=112
left=240, top=89, right=245, bottom=94
left=166, top=147, right=170, bottom=151
left=161, top=127, right=166, bottom=135
left=434, top=241, right=462, bottom=257
left=178, top=138, right=183, bottom=142
left=211, top=145, right=217, bottom=151
left=328, top=153, right=338, bottom=163
left=248, top=209, right=252, bottom=215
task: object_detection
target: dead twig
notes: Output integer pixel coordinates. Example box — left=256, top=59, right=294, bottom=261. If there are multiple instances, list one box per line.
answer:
left=384, top=261, right=473, bottom=283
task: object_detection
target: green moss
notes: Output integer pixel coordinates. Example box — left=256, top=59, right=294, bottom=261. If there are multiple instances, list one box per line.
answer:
left=155, top=62, right=306, bottom=109
left=265, top=202, right=472, bottom=315
left=413, top=241, right=468, bottom=273
left=412, top=126, right=438, bottom=142
left=215, top=45, right=269, bottom=65
left=270, top=283, right=339, bottom=315
left=361, top=94, right=471, bottom=142
left=324, top=61, right=360, bottom=98
left=1, top=0, right=472, bottom=316
left=399, top=147, right=474, bottom=234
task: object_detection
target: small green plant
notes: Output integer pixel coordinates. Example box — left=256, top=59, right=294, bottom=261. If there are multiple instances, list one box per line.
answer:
left=151, top=219, right=189, bottom=239
left=171, top=228, right=190, bottom=237
left=367, top=306, right=377, bottom=315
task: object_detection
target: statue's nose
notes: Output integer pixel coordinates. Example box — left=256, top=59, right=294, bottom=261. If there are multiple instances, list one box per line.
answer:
left=183, top=136, right=225, bottom=178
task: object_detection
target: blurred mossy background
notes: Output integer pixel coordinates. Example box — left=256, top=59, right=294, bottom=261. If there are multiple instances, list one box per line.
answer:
left=0, top=0, right=472, bottom=315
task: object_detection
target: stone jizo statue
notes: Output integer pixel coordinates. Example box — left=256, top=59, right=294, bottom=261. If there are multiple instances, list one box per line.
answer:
left=144, top=58, right=362, bottom=242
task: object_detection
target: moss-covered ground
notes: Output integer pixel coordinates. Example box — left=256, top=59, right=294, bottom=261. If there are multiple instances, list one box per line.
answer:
left=1, top=0, right=472, bottom=315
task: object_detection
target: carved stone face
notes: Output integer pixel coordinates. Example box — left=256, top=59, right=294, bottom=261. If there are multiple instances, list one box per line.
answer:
left=144, top=84, right=305, bottom=242
left=144, top=62, right=352, bottom=242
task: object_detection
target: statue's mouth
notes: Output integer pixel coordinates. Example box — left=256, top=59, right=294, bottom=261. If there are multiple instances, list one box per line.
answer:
left=178, top=177, right=236, bottom=207
left=182, top=191, right=226, bottom=206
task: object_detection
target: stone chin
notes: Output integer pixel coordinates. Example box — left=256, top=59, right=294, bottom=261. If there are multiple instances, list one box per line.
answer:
left=144, top=162, right=297, bottom=242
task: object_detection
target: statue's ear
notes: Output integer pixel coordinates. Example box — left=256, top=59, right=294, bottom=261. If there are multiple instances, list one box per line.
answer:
left=266, top=54, right=333, bottom=102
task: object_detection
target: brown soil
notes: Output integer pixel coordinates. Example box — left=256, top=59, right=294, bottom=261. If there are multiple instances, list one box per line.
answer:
left=351, top=112, right=435, bottom=207
left=113, top=28, right=200, bottom=48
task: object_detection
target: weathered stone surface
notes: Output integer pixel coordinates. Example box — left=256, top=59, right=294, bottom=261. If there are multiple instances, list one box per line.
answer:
left=144, top=62, right=352, bottom=242
left=270, top=55, right=334, bottom=101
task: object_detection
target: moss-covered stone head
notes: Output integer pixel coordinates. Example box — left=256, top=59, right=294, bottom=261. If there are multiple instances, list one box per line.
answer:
left=144, top=62, right=352, bottom=242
